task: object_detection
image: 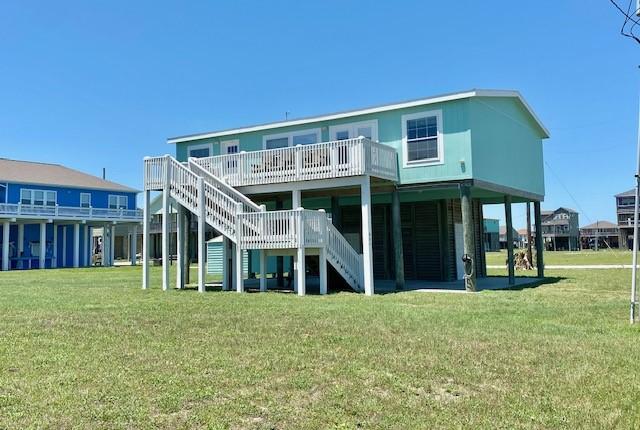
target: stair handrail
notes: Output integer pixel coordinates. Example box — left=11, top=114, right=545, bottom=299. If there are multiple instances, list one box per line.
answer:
left=188, top=158, right=261, bottom=213
left=326, top=221, right=364, bottom=291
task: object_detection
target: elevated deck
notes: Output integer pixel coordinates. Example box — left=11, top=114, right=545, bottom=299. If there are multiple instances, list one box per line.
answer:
left=0, top=203, right=142, bottom=223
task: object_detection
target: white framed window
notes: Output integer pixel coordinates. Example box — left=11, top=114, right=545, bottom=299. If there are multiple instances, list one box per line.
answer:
left=329, top=120, right=378, bottom=142
left=20, top=189, right=56, bottom=206
left=80, top=193, right=91, bottom=208
left=263, top=128, right=321, bottom=149
left=108, top=195, right=128, bottom=209
left=188, top=143, right=212, bottom=158
left=401, top=110, right=443, bottom=167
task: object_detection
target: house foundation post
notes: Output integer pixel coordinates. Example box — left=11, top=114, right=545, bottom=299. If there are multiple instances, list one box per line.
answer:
left=391, top=188, right=405, bottom=290
left=176, top=205, right=185, bottom=289
left=162, top=159, right=171, bottom=291
left=197, top=178, right=207, bottom=293
left=73, top=223, right=80, bottom=268
left=460, top=185, right=476, bottom=292
left=1, top=221, right=9, bottom=271
left=17, top=224, right=24, bottom=269
left=534, top=201, right=545, bottom=278
left=505, top=195, right=515, bottom=285
left=361, top=176, right=374, bottom=295
left=39, top=221, right=46, bottom=269
left=142, top=189, right=150, bottom=289
left=52, top=223, right=57, bottom=268
left=235, top=202, right=244, bottom=293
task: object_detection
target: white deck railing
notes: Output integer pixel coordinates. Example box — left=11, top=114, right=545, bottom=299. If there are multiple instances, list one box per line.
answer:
left=0, top=203, right=142, bottom=221
left=191, top=137, right=398, bottom=187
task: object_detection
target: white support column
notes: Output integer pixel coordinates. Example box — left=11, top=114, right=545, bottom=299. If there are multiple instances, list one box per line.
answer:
left=292, top=190, right=301, bottom=293
left=142, top=189, right=150, bottom=289
left=259, top=204, right=267, bottom=293
left=319, top=209, right=327, bottom=295
left=162, top=162, right=171, bottom=291
left=235, top=201, right=244, bottom=293
left=84, top=224, right=89, bottom=267
left=197, top=178, right=206, bottom=293
left=361, top=176, right=374, bottom=296
left=296, top=207, right=306, bottom=296
left=52, top=224, right=57, bottom=269
left=2, top=221, right=9, bottom=271
left=319, top=247, right=327, bottom=295
left=129, top=225, right=137, bottom=266
left=73, top=223, right=80, bottom=268
left=176, top=205, right=184, bottom=289
left=222, top=237, right=230, bottom=291
left=62, top=226, right=67, bottom=267
left=109, top=224, right=115, bottom=266
left=39, top=221, right=46, bottom=269
left=17, top=224, right=24, bottom=269
left=259, top=250, right=267, bottom=292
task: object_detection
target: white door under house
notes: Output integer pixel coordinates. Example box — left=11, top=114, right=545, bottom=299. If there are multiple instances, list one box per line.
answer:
left=454, top=223, right=464, bottom=280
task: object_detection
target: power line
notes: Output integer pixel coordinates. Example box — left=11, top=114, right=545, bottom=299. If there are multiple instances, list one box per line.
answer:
left=609, top=0, right=640, bottom=44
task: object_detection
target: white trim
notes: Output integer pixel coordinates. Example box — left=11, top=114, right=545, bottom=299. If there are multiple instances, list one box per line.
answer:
left=108, top=194, right=128, bottom=209
left=168, top=89, right=550, bottom=143
left=80, top=192, right=91, bottom=208
left=262, top=128, right=321, bottom=150
left=187, top=142, right=213, bottom=158
left=20, top=188, right=57, bottom=206
left=329, top=119, right=378, bottom=142
left=401, top=109, right=444, bottom=168
left=220, top=139, right=240, bottom=155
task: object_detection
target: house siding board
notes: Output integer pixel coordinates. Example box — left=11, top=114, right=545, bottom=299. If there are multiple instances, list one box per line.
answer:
left=469, top=97, right=545, bottom=198
left=6, top=183, right=136, bottom=210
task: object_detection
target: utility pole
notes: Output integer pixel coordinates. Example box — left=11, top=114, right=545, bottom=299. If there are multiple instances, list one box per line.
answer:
left=631, top=80, right=640, bottom=323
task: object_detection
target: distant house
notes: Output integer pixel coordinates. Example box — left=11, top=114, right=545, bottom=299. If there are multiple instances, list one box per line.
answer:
left=0, top=158, right=141, bottom=271
left=499, top=225, right=519, bottom=249
left=579, top=220, right=620, bottom=250
left=516, top=228, right=530, bottom=249
left=540, top=207, right=580, bottom=251
left=483, top=218, right=500, bottom=251
left=616, top=189, right=635, bottom=249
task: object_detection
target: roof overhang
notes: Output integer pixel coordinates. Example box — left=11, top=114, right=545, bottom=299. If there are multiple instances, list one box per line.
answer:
left=167, top=89, right=550, bottom=144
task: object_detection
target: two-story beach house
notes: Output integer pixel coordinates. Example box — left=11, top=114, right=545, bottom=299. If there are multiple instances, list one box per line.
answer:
left=142, top=89, right=549, bottom=295
left=540, top=207, right=580, bottom=251
left=0, top=159, right=142, bottom=270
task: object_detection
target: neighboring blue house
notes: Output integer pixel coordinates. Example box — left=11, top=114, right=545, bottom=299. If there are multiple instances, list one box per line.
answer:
left=0, top=158, right=142, bottom=271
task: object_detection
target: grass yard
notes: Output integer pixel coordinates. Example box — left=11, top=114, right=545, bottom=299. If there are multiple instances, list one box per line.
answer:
left=1, top=266, right=639, bottom=429
left=486, top=249, right=633, bottom=266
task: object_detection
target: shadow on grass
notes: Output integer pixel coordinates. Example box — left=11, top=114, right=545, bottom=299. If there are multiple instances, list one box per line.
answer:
left=494, top=276, right=565, bottom=291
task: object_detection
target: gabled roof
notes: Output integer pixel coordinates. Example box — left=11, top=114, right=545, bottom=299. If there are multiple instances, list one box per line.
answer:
left=0, top=158, right=137, bottom=193
left=167, top=89, right=550, bottom=144
left=616, top=189, right=635, bottom=198
left=580, top=220, right=618, bottom=230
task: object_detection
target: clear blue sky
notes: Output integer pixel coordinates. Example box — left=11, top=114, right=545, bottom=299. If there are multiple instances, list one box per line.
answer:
left=0, top=1, right=638, bottom=228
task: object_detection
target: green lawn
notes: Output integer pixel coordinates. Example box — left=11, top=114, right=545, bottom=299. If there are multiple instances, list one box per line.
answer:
left=1, top=266, right=639, bottom=429
left=486, top=249, right=633, bottom=266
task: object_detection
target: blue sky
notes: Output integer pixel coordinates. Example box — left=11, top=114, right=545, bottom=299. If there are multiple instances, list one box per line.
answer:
left=0, top=1, right=638, bottom=229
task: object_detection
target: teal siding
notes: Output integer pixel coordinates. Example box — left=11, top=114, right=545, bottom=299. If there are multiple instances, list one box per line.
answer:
left=469, top=97, right=545, bottom=197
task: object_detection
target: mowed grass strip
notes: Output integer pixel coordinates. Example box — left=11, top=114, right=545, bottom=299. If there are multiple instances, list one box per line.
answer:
left=0, top=266, right=639, bottom=429
left=486, top=249, right=633, bottom=266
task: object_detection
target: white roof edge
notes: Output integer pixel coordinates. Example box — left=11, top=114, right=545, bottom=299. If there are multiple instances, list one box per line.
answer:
left=167, top=89, right=549, bottom=144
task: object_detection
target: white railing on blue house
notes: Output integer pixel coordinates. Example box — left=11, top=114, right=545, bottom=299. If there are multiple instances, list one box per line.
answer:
left=0, top=203, right=142, bottom=221
left=188, top=137, right=398, bottom=187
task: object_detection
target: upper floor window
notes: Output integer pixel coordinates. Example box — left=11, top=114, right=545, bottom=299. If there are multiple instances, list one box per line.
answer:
left=618, top=196, right=635, bottom=207
left=263, top=129, right=321, bottom=149
left=401, top=110, right=443, bottom=167
left=188, top=144, right=211, bottom=158
left=80, top=193, right=91, bottom=208
left=20, top=189, right=56, bottom=206
left=108, top=195, right=128, bottom=209
left=329, top=120, right=378, bottom=142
